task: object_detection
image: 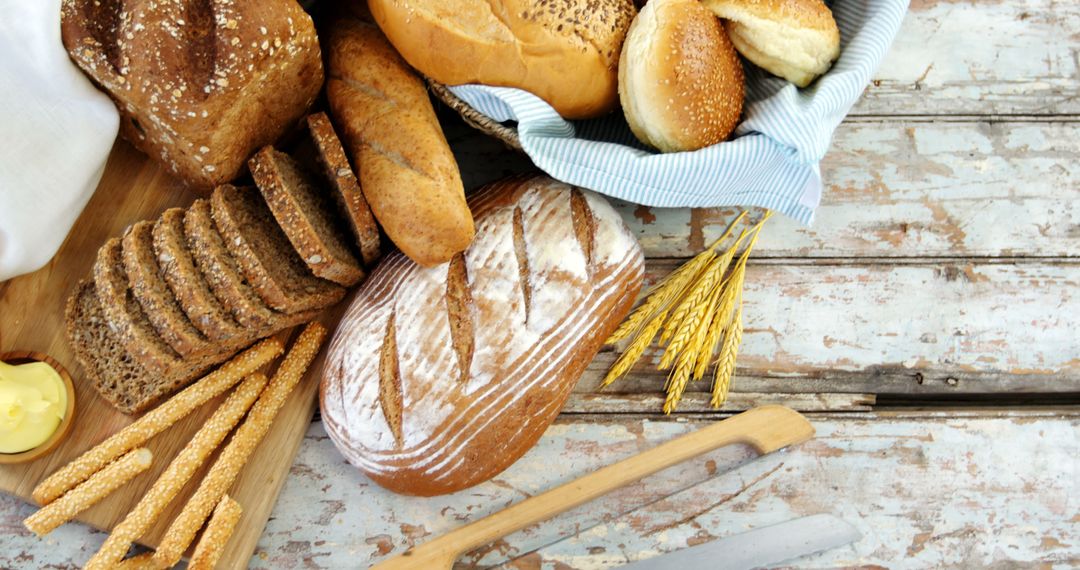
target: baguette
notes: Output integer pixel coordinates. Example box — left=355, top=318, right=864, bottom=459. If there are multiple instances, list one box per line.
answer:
left=325, top=10, right=474, bottom=267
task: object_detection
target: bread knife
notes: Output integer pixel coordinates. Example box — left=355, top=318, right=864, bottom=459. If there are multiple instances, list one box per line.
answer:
left=618, top=514, right=861, bottom=570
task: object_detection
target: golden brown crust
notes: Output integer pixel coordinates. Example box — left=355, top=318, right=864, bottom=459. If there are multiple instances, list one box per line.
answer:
left=368, top=0, right=636, bottom=119
left=59, top=0, right=323, bottom=190
left=325, top=13, right=474, bottom=268
left=620, top=0, right=744, bottom=152
left=707, top=0, right=838, bottom=31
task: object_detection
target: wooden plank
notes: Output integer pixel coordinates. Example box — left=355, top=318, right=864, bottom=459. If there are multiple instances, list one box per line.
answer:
left=140, top=412, right=1080, bottom=569
left=614, top=121, right=1080, bottom=259
left=851, top=0, right=1080, bottom=116
left=563, top=393, right=876, bottom=414
left=580, top=260, right=1079, bottom=407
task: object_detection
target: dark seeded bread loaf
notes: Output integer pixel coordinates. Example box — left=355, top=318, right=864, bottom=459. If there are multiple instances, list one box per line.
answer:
left=154, top=208, right=246, bottom=342
left=66, top=280, right=236, bottom=414
left=249, top=147, right=364, bottom=286
left=307, top=112, right=382, bottom=267
left=185, top=199, right=281, bottom=330
left=122, top=221, right=210, bottom=358
left=210, top=184, right=345, bottom=314
left=93, top=237, right=182, bottom=375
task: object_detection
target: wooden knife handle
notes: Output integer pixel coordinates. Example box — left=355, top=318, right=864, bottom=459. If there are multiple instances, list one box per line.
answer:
left=372, top=405, right=815, bottom=569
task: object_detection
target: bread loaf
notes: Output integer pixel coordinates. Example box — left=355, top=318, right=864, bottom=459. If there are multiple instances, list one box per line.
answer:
left=325, top=10, right=475, bottom=268
left=60, top=0, right=323, bottom=190
left=368, top=0, right=637, bottom=119
left=321, top=175, right=644, bottom=496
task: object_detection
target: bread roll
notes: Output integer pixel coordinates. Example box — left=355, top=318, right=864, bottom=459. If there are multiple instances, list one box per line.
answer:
left=619, top=0, right=745, bottom=152
left=368, top=0, right=637, bottom=120
left=321, top=175, right=644, bottom=496
left=702, top=0, right=840, bottom=87
left=60, top=0, right=322, bottom=190
left=325, top=10, right=474, bottom=268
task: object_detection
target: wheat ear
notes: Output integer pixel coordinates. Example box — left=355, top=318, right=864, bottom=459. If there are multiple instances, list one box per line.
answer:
left=711, top=299, right=743, bottom=407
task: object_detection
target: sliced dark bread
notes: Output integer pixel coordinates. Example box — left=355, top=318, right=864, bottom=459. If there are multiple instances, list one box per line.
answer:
left=122, top=221, right=211, bottom=358
left=93, top=237, right=181, bottom=375
left=154, top=208, right=246, bottom=343
left=185, top=199, right=281, bottom=331
left=210, top=185, right=344, bottom=314
left=249, top=146, right=365, bottom=286
left=65, top=280, right=237, bottom=414
left=307, top=112, right=382, bottom=267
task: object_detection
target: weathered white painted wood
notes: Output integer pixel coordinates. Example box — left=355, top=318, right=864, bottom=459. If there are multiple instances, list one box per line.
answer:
left=614, top=122, right=1080, bottom=259
left=562, top=392, right=876, bottom=413
left=851, top=0, right=1080, bottom=116
left=588, top=260, right=1078, bottom=392
left=191, top=413, right=1078, bottom=569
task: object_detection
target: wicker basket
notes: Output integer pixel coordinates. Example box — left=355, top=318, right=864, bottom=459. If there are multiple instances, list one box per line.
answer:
left=428, top=80, right=522, bottom=151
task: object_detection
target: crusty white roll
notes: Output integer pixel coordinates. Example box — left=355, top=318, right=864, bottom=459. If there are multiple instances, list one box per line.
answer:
left=619, top=0, right=745, bottom=153
left=368, top=0, right=636, bottom=120
left=702, top=0, right=841, bottom=87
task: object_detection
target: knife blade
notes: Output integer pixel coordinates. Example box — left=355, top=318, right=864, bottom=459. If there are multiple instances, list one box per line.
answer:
left=618, top=514, right=861, bottom=570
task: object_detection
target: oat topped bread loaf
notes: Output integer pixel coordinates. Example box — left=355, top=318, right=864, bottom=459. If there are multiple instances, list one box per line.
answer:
left=60, top=0, right=323, bottom=190
left=321, top=175, right=644, bottom=496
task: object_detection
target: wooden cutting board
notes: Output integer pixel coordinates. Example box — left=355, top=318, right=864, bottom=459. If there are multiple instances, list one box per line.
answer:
left=0, top=139, right=342, bottom=568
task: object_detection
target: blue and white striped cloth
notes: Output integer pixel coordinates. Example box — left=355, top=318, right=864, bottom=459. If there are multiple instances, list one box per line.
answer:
left=448, top=0, right=908, bottom=224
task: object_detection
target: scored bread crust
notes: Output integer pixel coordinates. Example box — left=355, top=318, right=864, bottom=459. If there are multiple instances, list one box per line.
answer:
left=306, top=113, right=382, bottom=268
left=702, top=0, right=840, bottom=87
left=122, top=221, right=210, bottom=358
left=210, top=184, right=345, bottom=313
left=249, top=147, right=365, bottom=286
left=619, top=0, right=745, bottom=152
left=368, top=0, right=637, bottom=119
left=59, top=0, right=323, bottom=190
left=321, top=175, right=644, bottom=496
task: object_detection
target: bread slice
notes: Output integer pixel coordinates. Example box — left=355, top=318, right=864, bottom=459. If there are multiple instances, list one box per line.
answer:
left=249, top=146, right=365, bottom=286
left=122, top=221, right=211, bottom=358
left=65, top=280, right=235, bottom=414
left=307, top=112, right=382, bottom=267
left=93, top=237, right=182, bottom=375
left=154, top=208, right=246, bottom=343
left=210, top=185, right=344, bottom=314
left=185, top=199, right=281, bottom=330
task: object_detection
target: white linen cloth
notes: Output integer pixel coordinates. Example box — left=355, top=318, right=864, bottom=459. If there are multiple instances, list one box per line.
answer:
left=0, top=0, right=119, bottom=282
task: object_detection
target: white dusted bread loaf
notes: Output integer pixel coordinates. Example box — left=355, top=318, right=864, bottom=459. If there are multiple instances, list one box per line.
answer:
left=321, top=175, right=644, bottom=496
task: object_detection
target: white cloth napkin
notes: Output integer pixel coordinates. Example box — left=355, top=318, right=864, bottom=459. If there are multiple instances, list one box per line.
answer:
left=0, top=0, right=119, bottom=282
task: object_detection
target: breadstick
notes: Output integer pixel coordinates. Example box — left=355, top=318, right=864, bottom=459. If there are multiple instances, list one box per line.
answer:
left=32, top=338, right=282, bottom=505
left=189, top=495, right=243, bottom=570
left=23, top=448, right=152, bottom=536
left=84, top=373, right=269, bottom=570
left=153, top=323, right=326, bottom=567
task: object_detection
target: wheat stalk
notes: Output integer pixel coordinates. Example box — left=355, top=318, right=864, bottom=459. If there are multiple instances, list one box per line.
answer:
left=601, top=310, right=668, bottom=387
left=600, top=209, right=771, bottom=413
left=711, top=299, right=743, bottom=407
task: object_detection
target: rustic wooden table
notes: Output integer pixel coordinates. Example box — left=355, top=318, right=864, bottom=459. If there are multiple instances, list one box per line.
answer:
left=2, top=0, right=1078, bottom=567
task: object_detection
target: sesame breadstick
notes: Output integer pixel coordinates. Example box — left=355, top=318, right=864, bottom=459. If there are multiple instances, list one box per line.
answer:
left=84, top=373, right=269, bottom=570
left=23, top=448, right=152, bottom=537
left=32, top=338, right=283, bottom=505
left=189, top=495, right=243, bottom=570
left=153, top=323, right=326, bottom=567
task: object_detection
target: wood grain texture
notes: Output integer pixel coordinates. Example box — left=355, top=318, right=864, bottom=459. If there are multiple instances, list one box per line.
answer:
left=851, top=0, right=1080, bottom=116
left=617, top=121, right=1080, bottom=259
left=208, top=412, right=1078, bottom=569
left=0, top=140, right=331, bottom=569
